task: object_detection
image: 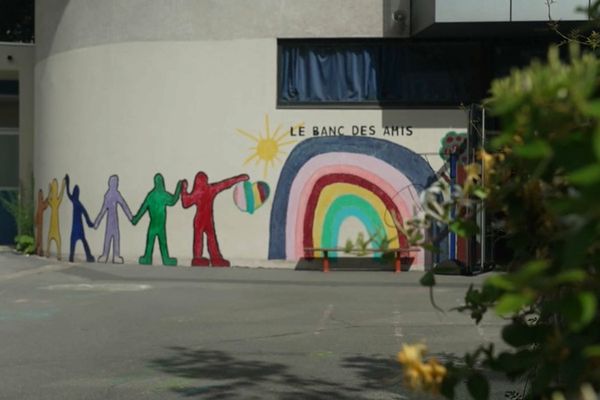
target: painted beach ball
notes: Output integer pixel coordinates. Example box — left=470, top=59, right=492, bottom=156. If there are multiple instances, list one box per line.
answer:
left=233, top=181, right=270, bottom=214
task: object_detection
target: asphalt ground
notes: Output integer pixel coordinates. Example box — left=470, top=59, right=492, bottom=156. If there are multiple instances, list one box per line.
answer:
left=0, top=249, right=516, bottom=399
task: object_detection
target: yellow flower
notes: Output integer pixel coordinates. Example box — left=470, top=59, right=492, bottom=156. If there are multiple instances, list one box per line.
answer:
left=423, top=358, right=447, bottom=387
left=397, top=344, right=426, bottom=364
left=480, top=149, right=494, bottom=170
left=463, top=163, right=482, bottom=192
left=397, top=344, right=447, bottom=395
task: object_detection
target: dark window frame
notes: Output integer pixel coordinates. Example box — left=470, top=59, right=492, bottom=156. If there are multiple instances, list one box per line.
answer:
left=277, top=37, right=555, bottom=109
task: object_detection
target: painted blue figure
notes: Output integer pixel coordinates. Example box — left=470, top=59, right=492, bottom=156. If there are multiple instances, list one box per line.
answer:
left=65, top=174, right=95, bottom=263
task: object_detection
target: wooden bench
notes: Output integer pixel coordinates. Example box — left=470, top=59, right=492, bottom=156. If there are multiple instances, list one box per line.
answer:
left=304, top=247, right=420, bottom=273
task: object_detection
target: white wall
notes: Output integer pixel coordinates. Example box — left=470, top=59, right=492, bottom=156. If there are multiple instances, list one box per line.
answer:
left=35, top=39, right=467, bottom=268
left=36, top=0, right=387, bottom=61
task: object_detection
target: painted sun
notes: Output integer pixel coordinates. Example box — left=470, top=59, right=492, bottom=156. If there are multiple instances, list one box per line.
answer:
left=236, top=114, right=303, bottom=178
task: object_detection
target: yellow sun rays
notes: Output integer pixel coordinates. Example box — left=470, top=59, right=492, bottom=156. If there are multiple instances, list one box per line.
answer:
left=236, top=114, right=304, bottom=179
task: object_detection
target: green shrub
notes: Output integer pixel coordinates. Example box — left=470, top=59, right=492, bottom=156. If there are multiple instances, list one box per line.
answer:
left=0, top=180, right=35, bottom=253
left=14, top=234, right=35, bottom=254
left=398, top=44, right=600, bottom=400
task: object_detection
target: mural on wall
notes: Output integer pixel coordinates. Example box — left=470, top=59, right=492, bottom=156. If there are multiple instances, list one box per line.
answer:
left=233, top=181, right=270, bottom=214
left=32, top=121, right=456, bottom=268
left=65, top=174, right=95, bottom=262
left=132, top=173, right=182, bottom=266
left=269, top=137, right=440, bottom=264
left=35, top=189, right=48, bottom=256
left=181, top=172, right=249, bottom=267
left=46, top=177, right=66, bottom=260
left=94, top=175, right=133, bottom=264
left=439, top=131, right=468, bottom=165
left=236, top=114, right=302, bottom=178
left=309, top=181, right=402, bottom=257
left=438, top=131, right=469, bottom=263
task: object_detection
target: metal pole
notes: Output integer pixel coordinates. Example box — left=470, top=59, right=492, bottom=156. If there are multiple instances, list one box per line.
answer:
left=480, top=106, right=486, bottom=271
left=449, top=153, right=457, bottom=261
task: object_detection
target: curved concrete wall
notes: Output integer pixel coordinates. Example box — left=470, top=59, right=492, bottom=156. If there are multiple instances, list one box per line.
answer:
left=35, top=0, right=467, bottom=268
left=36, top=0, right=385, bottom=61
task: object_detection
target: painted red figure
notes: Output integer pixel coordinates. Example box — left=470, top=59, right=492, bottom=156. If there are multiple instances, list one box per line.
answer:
left=181, top=172, right=249, bottom=267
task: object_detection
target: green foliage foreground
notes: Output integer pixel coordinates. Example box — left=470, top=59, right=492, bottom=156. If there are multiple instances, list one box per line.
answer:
left=404, top=45, right=600, bottom=400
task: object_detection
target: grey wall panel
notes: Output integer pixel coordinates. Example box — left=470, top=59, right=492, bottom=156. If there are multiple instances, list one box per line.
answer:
left=383, top=0, right=411, bottom=37
left=436, top=0, right=510, bottom=22
left=512, top=0, right=589, bottom=21
left=410, top=0, right=435, bottom=34
left=0, top=135, right=19, bottom=188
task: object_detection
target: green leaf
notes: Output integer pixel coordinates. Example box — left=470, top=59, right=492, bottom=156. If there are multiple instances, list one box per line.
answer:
left=595, top=126, right=600, bottom=161
left=514, top=140, right=552, bottom=159
left=467, top=372, right=490, bottom=400
left=495, top=292, right=535, bottom=316
left=493, top=350, right=537, bottom=377
left=568, top=164, right=600, bottom=185
left=584, top=345, right=600, bottom=358
left=473, top=188, right=487, bottom=199
left=553, top=270, right=587, bottom=284
left=422, top=243, right=440, bottom=253
left=502, top=323, right=547, bottom=347
left=559, top=291, right=597, bottom=331
left=420, top=271, right=436, bottom=287
left=576, top=292, right=597, bottom=330
left=440, top=370, right=459, bottom=399
left=24, top=244, right=35, bottom=254
left=502, top=323, right=529, bottom=347
left=485, top=275, right=516, bottom=291
left=465, top=285, right=481, bottom=303
left=490, top=133, right=514, bottom=149
left=514, top=260, right=549, bottom=282
left=583, top=99, right=600, bottom=118
left=449, top=220, right=478, bottom=237
left=344, top=239, right=354, bottom=254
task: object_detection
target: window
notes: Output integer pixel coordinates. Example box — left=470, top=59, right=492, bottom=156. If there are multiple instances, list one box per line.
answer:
left=277, top=39, right=556, bottom=108
left=0, top=80, right=19, bottom=188
left=277, top=40, right=484, bottom=107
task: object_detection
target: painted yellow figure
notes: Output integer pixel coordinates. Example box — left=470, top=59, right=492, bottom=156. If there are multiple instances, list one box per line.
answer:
left=46, top=178, right=66, bottom=260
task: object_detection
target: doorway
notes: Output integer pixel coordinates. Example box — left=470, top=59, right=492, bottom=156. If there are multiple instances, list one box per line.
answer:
left=0, top=76, right=19, bottom=244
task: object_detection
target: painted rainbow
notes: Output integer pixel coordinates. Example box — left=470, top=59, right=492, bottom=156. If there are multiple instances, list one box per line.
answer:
left=269, top=137, right=439, bottom=267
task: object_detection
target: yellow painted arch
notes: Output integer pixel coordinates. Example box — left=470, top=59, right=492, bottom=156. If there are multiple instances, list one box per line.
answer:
left=313, top=183, right=399, bottom=255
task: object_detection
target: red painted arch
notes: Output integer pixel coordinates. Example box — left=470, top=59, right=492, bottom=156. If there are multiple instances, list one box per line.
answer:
left=303, top=173, right=407, bottom=254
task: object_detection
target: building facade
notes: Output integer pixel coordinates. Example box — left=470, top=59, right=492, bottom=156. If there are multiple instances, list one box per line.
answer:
left=0, top=42, right=34, bottom=244
left=24, top=0, right=588, bottom=268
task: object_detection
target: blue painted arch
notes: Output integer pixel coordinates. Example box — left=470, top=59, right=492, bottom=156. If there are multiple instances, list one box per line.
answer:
left=268, top=136, right=440, bottom=260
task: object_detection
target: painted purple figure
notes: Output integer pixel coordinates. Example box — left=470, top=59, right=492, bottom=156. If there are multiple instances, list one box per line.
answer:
left=94, top=175, right=133, bottom=264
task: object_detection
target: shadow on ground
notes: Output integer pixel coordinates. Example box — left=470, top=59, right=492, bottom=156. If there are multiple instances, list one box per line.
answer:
left=149, top=347, right=419, bottom=399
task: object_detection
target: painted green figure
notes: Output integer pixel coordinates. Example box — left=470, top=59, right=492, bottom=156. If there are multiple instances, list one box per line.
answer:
left=132, top=173, right=182, bottom=266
